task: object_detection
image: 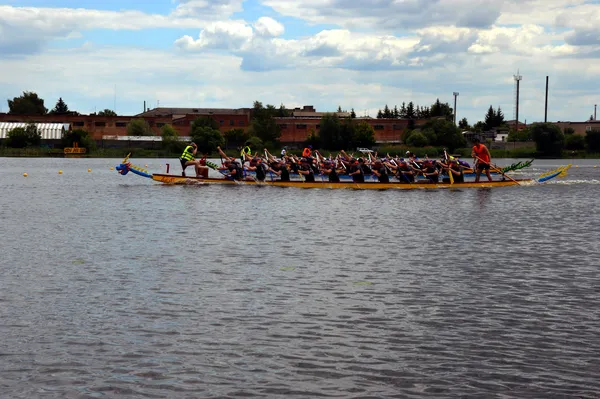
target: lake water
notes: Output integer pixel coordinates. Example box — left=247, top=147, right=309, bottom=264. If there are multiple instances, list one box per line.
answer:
left=1, top=156, right=599, bottom=398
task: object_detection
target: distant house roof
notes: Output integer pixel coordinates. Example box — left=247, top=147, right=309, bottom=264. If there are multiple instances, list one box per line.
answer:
left=136, top=107, right=251, bottom=117
left=289, top=111, right=351, bottom=118
left=0, top=122, right=69, bottom=139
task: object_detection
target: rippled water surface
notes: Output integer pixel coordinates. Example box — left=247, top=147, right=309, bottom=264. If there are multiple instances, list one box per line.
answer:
left=1, top=157, right=600, bottom=398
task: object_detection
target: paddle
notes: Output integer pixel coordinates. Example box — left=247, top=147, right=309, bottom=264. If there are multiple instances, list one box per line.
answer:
left=444, top=150, right=454, bottom=185
left=474, top=156, right=519, bottom=184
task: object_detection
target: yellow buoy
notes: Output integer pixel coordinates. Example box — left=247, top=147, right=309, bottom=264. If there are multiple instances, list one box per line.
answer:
left=58, top=170, right=63, bottom=174
left=575, top=165, right=579, bottom=168
left=23, top=173, right=28, bottom=177
left=110, top=167, right=114, bottom=171
left=594, top=165, right=597, bottom=168
left=88, top=168, right=92, bottom=172
left=145, top=164, right=148, bottom=168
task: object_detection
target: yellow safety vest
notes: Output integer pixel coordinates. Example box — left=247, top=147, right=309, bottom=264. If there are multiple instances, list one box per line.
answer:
left=181, top=146, right=194, bottom=161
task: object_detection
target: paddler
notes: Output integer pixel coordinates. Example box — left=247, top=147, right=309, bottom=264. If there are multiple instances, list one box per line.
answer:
left=246, top=156, right=267, bottom=182
left=347, top=158, right=365, bottom=183
left=298, top=157, right=315, bottom=182
left=420, top=160, right=439, bottom=183
left=471, top=137, right=493, bottom=182
left=267, top=159, right=290, bottom=182
left=322, top=160, right=340, bottom=183
left=180, top=142, right=209, bottom=177
left=371, top=160, right=389, bottom=183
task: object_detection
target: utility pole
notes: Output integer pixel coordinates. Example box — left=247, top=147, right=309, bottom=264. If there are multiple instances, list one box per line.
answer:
left=453, top=92, right=459, bottom=125
left=544, top=76, right=548, bottom=123
left=595, top=104, right=597, bottom=120
left=514, top=72, right=522, bottom=131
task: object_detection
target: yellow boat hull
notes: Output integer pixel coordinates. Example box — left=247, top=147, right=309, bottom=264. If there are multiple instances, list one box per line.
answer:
left=151, top=174, right=529, bottom=189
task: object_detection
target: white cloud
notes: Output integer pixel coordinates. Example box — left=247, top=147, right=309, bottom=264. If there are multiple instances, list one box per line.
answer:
left=175, top=21, right=254, bottom=50
left=261, top=0, right=503, bottom=30
left=171, top=0, right=244, bottom=18
left=253, top=17, right=284, bottom=37
left=0, top=4, right=239, bottom=54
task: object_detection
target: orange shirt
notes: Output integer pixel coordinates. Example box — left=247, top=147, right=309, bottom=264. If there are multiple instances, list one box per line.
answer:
left=302, top=148, right=312, bottom=157
left=472, top=144, right=490, bottom=163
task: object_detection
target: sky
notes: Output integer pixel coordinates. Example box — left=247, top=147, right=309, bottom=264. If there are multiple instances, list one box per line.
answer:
left=1, top=0, right=599, bottom=124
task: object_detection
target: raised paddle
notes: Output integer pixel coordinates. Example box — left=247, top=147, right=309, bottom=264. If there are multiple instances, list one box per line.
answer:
left=443, top=150, right=454, bottom=185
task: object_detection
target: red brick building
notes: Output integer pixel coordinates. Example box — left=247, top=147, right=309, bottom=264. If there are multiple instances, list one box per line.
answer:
left=0, top=106, right=420, bottom=144
left=276, top=116, right=417, bottom=144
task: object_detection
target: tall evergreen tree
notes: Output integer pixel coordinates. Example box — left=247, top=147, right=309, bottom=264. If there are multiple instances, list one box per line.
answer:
left=377, top=109, right=383, bottom=119
left=383, top=104, right=391, bottom=118
left=350, top=108, right=356, bottom=118
left=484, top=105, right=496, bottom=130
left=406, top=102, right=415, bottom=119
left=393, top=105, right=399, bottom=118
left=400, top=102, right=407, bottom=118
left=495, top=106, right=505, bottom=127
left=50, top=97, right=69, bottom=114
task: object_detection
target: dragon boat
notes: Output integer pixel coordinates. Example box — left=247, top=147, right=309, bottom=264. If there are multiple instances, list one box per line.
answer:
left=115, top=155, right=571, bottom=190
left=217, top=159, right=533, bottom=182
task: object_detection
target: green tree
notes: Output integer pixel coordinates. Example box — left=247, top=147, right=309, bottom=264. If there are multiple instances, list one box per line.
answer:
left=160, top=124, right=178, bottom=138
left=224, top=128, right=249, bottom=148
left=353, top=121, right=376, bottom=148
left=473, top=121, right=485, bottom=132
left=304, top=127, right=321, bottom=149
left=6, top=124, right=41, bottom=148
left=160, top=124, right=181, bottom=153
left=98, top=109, right=117, bottom=116
left=318, top=113, right=342, bottom=150
left=421, top=118, right=465, bottom=151
left=191, top=126, right=224, bottom=154
left=405, top=131, right=428, bottom=147
left=127, top=119, right=153, bottom=136
left=507, top=127, right=531, bottom=142
left=191, top=116, right=219, bottom=131
left=400, top=102, right=407, bottom=118
left=429, top=99, right=453, bottom=120
left=277, top=104, right=291, bottom=117
left=565, top=134, right=585, bottom=150
left=383, top=104, right=392, bottom=118
left=458, top=117, right=470, bottom=130
left=8, top=91, right=48, bottom=115
left=495, top=106, right=505, bottom=127
left=340, top=117, right=356, bottom=149
left=406, top=102, right=416, bottom=119
left=62, top=128, right=96, bottom=151
left=244, top=136, right=264, bottom=152
left=249, top=101, right=281, bottom=143
left=350, top=108, right=356, bottom=118
left=484, top=106, right=496, bottom=130
left=585, top=129, right=600, bottom=152
left=50, top=97, right=69, bottom=114
left=530, top=123, right=565, bottom=157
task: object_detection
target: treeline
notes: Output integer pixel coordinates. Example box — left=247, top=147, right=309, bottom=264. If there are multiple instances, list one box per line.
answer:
left=5, top=91, right=116, bottom=116
left=376, top=99, right=454, bottom=120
